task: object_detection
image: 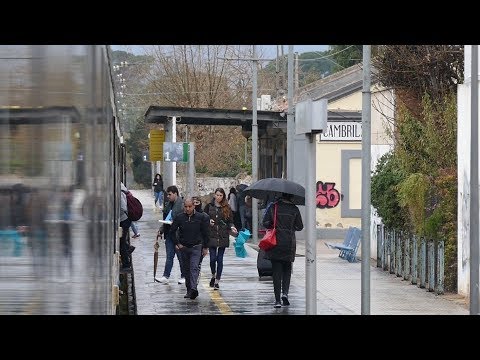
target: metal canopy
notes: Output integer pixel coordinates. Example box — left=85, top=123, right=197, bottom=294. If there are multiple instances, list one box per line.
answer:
left=145, top=106, right=285, bottom=126
left=144, top=106, right=361, bottom=126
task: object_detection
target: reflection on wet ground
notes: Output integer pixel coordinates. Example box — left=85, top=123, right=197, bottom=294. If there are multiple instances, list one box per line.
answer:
left=132, top=190, right=305, bottom=315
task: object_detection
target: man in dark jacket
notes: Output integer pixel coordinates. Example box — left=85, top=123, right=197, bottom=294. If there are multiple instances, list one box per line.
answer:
left=262, top=193, right=303, bottom=308
left=169, top=198, right=210, bottom=299
left=193, top=196, right=209, bottom=279
left=156, top=185, right=186, bottom=284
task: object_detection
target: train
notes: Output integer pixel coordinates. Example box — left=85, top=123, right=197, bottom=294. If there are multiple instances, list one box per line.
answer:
left=0, top=45, right=126, bottom=314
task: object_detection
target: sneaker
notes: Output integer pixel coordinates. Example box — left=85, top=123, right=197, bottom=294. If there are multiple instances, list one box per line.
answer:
left=155, top=276, right=169, bottom=284
left=214, top=283, right=219, bottom=290
left=132, top=234, right=140, bottom=239
left=274, top=302, right=282, bottom=308
left=281, top=294, right=290, bottom=306
left=209, top=277, right=215, bottom=287
left=184, top=291, right=192, bottom=298
left=189, top=289, right=199, bottom=299
left=178, top=277, right=186, bottom=284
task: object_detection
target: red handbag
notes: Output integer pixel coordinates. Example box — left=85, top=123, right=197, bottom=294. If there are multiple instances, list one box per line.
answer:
left=258, top=203, right=278, bottom=251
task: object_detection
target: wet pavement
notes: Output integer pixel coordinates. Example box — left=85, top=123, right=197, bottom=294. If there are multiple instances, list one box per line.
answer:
left=130, top=189, right=469, bottom=315
left=131, top=190, right=305, bottom=315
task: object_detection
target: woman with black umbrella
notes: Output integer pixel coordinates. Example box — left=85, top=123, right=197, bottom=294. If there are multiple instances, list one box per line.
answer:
left=262, top=192, right=303, bottom=308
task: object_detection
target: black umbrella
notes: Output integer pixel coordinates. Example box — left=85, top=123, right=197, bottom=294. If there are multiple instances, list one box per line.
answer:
left=243, top=178, right=305, bottom=205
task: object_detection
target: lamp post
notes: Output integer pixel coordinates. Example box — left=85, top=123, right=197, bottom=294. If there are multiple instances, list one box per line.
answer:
left=470, top=45, right=479, bottom=315
left=252, top=45, right=259, bottom=244
left=361, top=45, right=371, bottom=315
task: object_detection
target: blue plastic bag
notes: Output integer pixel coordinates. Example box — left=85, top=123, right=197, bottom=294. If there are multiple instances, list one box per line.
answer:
left=233, top=229, right=251, bottom=258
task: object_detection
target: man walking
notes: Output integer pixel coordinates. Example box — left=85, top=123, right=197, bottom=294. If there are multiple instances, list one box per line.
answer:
left=156, top=185, right=186, bottom=284
left=169, top=198, right=209, bottom=299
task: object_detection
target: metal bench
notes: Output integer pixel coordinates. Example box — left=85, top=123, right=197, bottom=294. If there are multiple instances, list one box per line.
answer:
left=325, top=227, right=361, bottom=262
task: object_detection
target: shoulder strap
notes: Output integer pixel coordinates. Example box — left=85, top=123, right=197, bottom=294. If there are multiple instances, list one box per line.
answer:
left=273, top=202, right=278, bottom=229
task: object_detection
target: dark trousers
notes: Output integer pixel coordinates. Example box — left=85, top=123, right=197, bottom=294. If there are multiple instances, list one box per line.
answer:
left=271, top=260, right=292, bottom=303
left=238, top=204, right=246, bottom=229
left=179, top=244, right=202, bottom=293
left=120, top=218, right=132, bottom=267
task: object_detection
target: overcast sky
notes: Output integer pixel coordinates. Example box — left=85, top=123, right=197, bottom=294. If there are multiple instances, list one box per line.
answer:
left=111, top=45, right=329, bottom=58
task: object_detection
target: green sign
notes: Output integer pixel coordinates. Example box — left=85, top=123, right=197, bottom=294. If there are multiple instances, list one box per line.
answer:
left=163, top=142, right=189, bottom=162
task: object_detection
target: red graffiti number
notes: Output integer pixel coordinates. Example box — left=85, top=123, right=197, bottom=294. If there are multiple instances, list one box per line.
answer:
left=316, top=181, right=341, bottom=208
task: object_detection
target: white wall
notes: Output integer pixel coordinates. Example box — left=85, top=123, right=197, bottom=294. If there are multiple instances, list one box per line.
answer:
left=457, top=45, right=480, bottom=296
left=464, top=45, right=480, bottom=84
left=457, top=82, right=471, bottom=296
left=329, top=92, right=362, bottom=111
left=372, top=87, right=395, bottom=145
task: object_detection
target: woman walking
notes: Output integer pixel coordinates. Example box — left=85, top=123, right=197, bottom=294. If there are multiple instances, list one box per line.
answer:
left=152, top=173, right=164, bottom=210
left=205, top=188, right=237, bottom=290
left=262, top=193, right=303, bottom=308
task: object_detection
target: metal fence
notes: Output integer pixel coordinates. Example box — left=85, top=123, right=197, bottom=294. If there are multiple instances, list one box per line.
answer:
left=376, top=224, right=444, bottom=295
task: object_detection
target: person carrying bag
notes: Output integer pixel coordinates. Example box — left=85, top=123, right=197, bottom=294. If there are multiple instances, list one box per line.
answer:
left=259, top=203, right=277, bottom=251
left=261, top=193, right=303, bottom=308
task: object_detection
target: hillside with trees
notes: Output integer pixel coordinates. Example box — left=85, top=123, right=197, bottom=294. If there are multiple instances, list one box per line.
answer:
left=112, top=45, right=365, bottom=187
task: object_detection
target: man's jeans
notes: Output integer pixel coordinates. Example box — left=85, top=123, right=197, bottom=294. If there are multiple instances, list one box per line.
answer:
left=162, top=233, right=185, bottom=278
left=154, top=191, right=164, bottom=206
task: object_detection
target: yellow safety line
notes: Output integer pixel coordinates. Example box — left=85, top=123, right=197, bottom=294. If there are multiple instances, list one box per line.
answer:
left=200, top=274, right=233, bottom=315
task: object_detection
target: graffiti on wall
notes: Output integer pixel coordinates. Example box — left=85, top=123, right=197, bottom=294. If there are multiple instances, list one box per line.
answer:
left=316, top=181, right=343, bottom=208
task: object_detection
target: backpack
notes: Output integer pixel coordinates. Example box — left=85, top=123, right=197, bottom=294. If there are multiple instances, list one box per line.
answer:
left=122, top=190, right=143, bottom=221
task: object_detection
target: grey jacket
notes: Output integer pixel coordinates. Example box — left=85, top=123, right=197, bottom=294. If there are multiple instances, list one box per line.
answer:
left=120, top=182, right=128, bottom=222
left=160, top=195, right=184, bottom=234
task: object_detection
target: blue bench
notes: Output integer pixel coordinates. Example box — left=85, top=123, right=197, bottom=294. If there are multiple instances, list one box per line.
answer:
left=325, top=227, right=361, bottom=262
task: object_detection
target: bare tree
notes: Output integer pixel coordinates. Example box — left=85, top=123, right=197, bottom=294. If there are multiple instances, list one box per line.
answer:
left=372, top=45, right=463, bottom=116
left=140, top=45, right=259, bottom=176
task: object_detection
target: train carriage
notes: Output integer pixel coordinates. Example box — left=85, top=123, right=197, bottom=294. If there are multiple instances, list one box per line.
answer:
left=0, top=45, right=124, bottom=314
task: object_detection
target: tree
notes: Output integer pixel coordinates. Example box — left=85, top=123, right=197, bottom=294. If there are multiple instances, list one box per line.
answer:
left=125, top=116, right=151, bottom=188
left=328, top=45, right=363, bottom=72
left=139, top=45, right=257, bottom=177
left=111, top=50, right=155, bottom=135
left=297, top=51, right=334, bottom=85
left=371, top=45, right=463, bottom=291
left=371, top=151, right=408, bottom=230
left=372, top=45, right=463, bottom=115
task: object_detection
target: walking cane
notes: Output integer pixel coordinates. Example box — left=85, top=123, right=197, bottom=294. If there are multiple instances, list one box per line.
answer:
left=153, top=231, right=161, bottom=282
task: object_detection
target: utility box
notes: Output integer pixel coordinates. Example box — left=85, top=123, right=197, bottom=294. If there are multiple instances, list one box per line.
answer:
left=295, top=98, right=328, bottom=135
left=260, top=95, right=272, bottom=110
